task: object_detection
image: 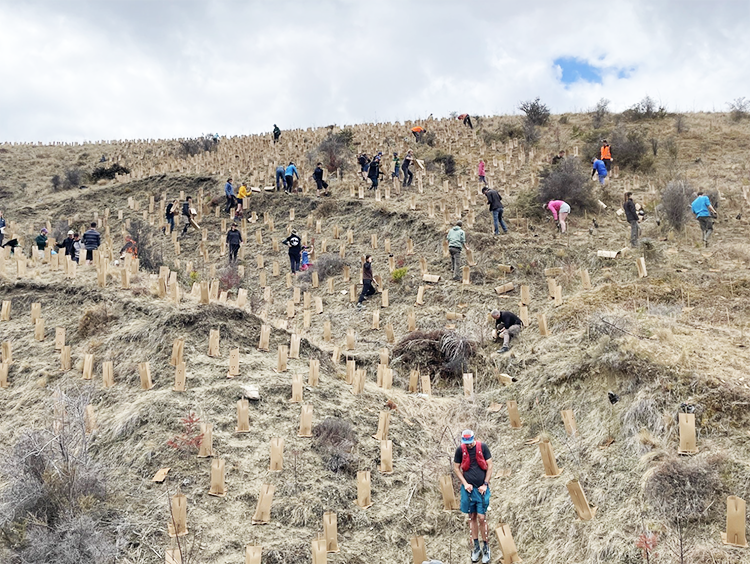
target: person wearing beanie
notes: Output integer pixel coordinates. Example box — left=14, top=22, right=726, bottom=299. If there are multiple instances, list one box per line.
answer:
left=453, top=429, right=493, bottom=563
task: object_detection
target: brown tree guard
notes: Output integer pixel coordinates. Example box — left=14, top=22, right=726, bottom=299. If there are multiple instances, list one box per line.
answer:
left=208, top=459, right=227, bottom=497
left=346, top=328, right=355, bottom=351
left=346, top=359, right=356, bottom=384
left=34, top=318, right=45, bottom=341
left=539, top=439, right=563, bottom=477
left=258, top=325, right=270, bottom=352
left=290, top=373, right=303, bottom=403
left=420, top=373, right=432, bottom=396
left=251, top=484, right=274, bottom=524
left=209, top=279, right=219, bottom=300
left=308, top=359, right=320, bottom=386
left=289, top=334, right=301, bottom=359
left=561, top=410, right=577, bottom=436
left=419, top=257, right=428, bottom=275
left=495, top=523, right=521, bottom=563
left=348, top=284, right=355, bottom=303
left=236, top=399, right=251, bottom=433
left=382, top=368, right=393, bottom=390
left=271, top=261, right=280, bottom=276
left=315, top=297, right=324, bottom=314
left=566, top=479, right=596, bottom=521
left=380, top=440, right=393, bottom=474
left=408, top=370, right=419, bottom=393
left=373, top=411, right=390, bottom=441
left=507, top=400, right=522, bottom=428
left=60, top=345, right=71, bottom=370
left=538, top=313, right=550, bottom=336
left=170, top=338, right=184, bottom=366
left=298, top=405, right=313, bottom=437
left=138, top=362, right=154, bottom=390
left=237, top=288, right=247, bottom=308
left=30, top=302, right=41, bottom=324
left=637, top=257, right=648, bottom=278
left=198, top=423, right=214, bottom=458
left=323, top=321, right=332, bottom=342
left=343, top=265, right=350, bottom=282
left=173, top=362, right=186, bottom=392
left=293, top=286, right=301, bottom=305
left=463, top=373, right=474, bottom=397
left=269, top=437, right=284, bottom=471
left=208, top=329, right=220, bottom=357
left=323, top=512, right=340, bottom=553
left=544, top=267, right=563, bottom=277
left=722, top=496, right=749, bottom=547
left=167, top=493, right=188, bottom=537
left=520, top=285, right=531, bottom=305
left=312, top=271, right=319, bottom=288
left=356, top=471, right=372, bottom=508
left=303, top=291, right=311, bottom=309
left=409, top=536, right=428, bottom=564
left=227, top=348, right=240, bottom=378
left=277, top=345, right=288, bottom=372
left=678, top=412, right=698, bottom=454
left=331, top=345, right=340, bottom=364
left=0, top=361, right=8, bottom=388
left=385, top=323, right=395, bottom=344
left=439, top=475, right=460, bottom=511
left=371, top=310, right=380, bottom=330
left=244, top=545, right=262, bottom=564
left=326, top=277, right=334, bottom=294
left=415, top=285, right=425, bottom=305
left=102, top=361, right=114, bottom=388
left=82, top=353, right=94, bottom=380
left=351, top=369, right=365, bottom=395
left=554, top=284, right=563, bottom=307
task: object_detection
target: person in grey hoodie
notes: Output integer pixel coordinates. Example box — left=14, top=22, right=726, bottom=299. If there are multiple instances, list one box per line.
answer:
left=446, top=221, right=468, bottom=280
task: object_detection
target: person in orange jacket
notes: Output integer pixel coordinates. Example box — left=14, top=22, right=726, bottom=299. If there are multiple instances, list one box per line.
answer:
left=600, top=139, right=613, bottom=175
left=412, top=126, right=426, bottom=143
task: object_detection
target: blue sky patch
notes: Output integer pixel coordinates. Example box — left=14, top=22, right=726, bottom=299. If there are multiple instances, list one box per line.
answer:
left=554, top=57, right=603, bottom=84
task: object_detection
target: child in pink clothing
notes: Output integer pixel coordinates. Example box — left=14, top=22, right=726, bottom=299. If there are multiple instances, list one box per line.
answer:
left=478, top=160, right=487, bottom=186
left=546, top=200, right=571, bottom=233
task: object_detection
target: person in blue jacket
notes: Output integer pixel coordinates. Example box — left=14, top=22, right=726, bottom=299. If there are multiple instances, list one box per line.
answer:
left=591, top=158, right=607, bottom=185
left=284, top=162, right=299, bottom=194
left=223, top=178, right=235, bottom=214
left=691, top=191, right=718, bottom=247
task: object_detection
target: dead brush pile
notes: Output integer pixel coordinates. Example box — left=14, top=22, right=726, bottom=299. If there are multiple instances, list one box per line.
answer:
left=393, top=329, right=476, bottom=381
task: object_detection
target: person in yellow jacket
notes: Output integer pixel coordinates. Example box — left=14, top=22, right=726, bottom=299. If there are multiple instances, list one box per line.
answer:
left=234, top=182, right=249, bottom=220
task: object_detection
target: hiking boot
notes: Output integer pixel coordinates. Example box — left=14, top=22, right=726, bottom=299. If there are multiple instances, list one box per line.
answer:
left=356, top=303, right=363, bottom=309
left=471, top=546, right=482, bottom=563
left=497, top=346, right=510, bottom=354
left=482, top=546, right=491, bottom=564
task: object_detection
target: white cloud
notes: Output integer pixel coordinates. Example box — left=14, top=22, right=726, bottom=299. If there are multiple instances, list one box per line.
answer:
left=0, top=0, right=747, bottom=142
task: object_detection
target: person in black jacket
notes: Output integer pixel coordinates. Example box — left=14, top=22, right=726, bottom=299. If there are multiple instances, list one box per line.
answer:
left=226, top=222, right=242, bottom=263
left=623, top=192, right=639, bottom=248
left=56, top=230, right=76, bottom=257
left=491, top=310, right=523, bottom=353
left=282, top=231, right=302, bottom=274
left=402, top=150, right=414, bottom=187
left=313, top=162, right=328, bottom=195
left=357, top=153, right=369, bottom=181
left=163, top=199, right=178, bottom=234
left=81, top=222, right=101, bottom=264
left=181, top=197, right=194, bottom=235
left=356, top=255, right=378, bottom=308
left=367, top=156, right=383, bottom=190
left=481, top=187, right=508, bottom=235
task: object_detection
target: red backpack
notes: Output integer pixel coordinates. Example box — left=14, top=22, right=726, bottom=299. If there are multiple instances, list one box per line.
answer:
left=461, top=441, right=488, bottom=471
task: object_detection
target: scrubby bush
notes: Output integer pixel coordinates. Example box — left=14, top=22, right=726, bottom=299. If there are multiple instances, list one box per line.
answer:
left=674, top=114, right=687, bottom=133
left=513, top=188, right=546, bottom=220
left=538, top=157, right=595, bottom=211
left=391, top=267, right=408, bottom=283
left=422, top=131, right=437, bottom=147
left=179, top=137, right=216, bottom=157
left=128, top=219, right=163, bottom=273
left=431, top=152, right=456, bottom=175
left=523, top=121, right=540, bottom=146
left=660, top=180, right=693, bottom=230
left=78, top=304, right=112, bottom=338
left=481, top=122, right=523, bottom=145
left=51, top=168, right=85, bottom=191
left=609, top=127, right=653, bottom=172
left=309, top=254, right=348, bottom=283
left=312, top=418, right=358, bottom=474
left=90, top=163, right=130, bottom=182
left=313, top=130, right=354, bottom=172
left=622, top=96, right=668, bottom=121
left=218, top=266, right=241, bottom=293
left=728, top=97, right=749, bottom=122
left=591, top=98, right=610, bottom=129
left=519, top=97, right=550, bottom=126
left=393, top=329, right=476, bottom=380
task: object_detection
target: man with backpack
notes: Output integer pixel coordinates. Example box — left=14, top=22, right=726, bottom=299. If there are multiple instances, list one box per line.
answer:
left=453, top=430, right=493, bottom=563
left=82, top=222, right=101, bottom=264
left=282, top=230, right=302, bottom=274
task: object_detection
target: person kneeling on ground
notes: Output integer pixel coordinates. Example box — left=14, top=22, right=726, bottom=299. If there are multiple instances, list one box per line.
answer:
left=453, top=430, right=493, bottom=564
left=491, top=310, right=523, bottom=353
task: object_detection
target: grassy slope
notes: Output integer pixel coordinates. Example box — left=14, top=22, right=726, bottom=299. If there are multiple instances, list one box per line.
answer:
left=0, top=112, right=750, bottom=564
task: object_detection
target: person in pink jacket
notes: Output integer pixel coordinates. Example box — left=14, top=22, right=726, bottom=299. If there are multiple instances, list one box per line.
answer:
left=478, top=160, right=487, bottom=186
left=546, top=200, right=571, bottom=233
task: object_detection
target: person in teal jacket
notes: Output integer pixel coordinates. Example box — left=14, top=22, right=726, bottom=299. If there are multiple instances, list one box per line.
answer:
left=446, top=221, right=468, bottom=280
left=284, top=162, right=299, bottom=194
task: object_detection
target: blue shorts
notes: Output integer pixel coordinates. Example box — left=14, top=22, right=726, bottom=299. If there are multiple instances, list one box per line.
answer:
left=598, top=174, right=607, bottom=185
left=460, top=485, right=490, bottom=515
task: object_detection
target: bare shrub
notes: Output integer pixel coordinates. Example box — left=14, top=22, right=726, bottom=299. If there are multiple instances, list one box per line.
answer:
left=218, top=266, right=241, bottom=293
left=90, top=163, right=130, bottom=182
left=623, top=96, right=668, bottom=121
left=481, top=122, right=523, bottom=145
left=728, top=97, right=749, bottom=123
left=312, top=130, right=354, bottom=172
left=312, top=418, right=358, bottom=474
left=78, top=304, right=113, bottom=338
left=392, top=329, right=476, bottom=380
left=645, top=456, right=721, bottom=522
left=128, top=219, right=164, bottom=273
left=310, top=254, right=348, bottom=283
left=51, top=219, right=71, bottom=242
left=660, top=180, right=693, bottom=231
left=609, top=126, right=653, bottom=172
left=622, top=397, right=665, bottom=438
left=519, top=97, right=550, bottom=126
left=431, top=152, right=456, bottom=175
left=523, top=121, right=540, bottom=146
left=51, top=174, right=62, bottom=191
left=11, top=515, right=116, bottom=564
left=591, top=98, right=610, bottom=129
left=179, top=137, right=216, bottom=157
left=674, top=114, right=687, bottom=133
left=538, top=157, right=595, bottom=211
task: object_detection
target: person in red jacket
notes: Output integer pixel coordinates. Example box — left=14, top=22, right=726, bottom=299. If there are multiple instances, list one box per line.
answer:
left=454, top=430, right=493, bottom=563
left=600, top=139, right=613, bottom=174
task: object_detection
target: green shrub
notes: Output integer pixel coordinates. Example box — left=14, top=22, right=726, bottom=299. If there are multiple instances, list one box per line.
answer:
left=391, top=267, right=408, bottom=283
left=622, top=96, right=668, bottom=121
left=519, top=97, right=550, bottom=126
left=538, top=157, right=595, bottom=211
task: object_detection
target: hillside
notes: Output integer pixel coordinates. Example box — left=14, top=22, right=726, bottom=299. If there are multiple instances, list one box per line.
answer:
left=1, top=110, right=750, bottom=564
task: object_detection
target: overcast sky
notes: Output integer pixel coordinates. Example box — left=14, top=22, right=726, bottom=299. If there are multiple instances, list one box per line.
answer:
left=1, top=0, right=747, bottom=142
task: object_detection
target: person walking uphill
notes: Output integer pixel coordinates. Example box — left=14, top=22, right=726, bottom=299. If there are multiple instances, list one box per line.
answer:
left=482, top=187, right=507, bottom=235
left=273, top=124, right=281, bottom=143
left=600, top=139, right=613, bottom=174
left=284, top=162, right=299, bottom=194
left=623, top=192, right=640, bottom=247
left=223, top=178, right=235, bottom=214
left=446, top=221, right=468, bottom=280
left=691, top=191, right=718, bottom=247
left=313, top=162, right=328, bottom=195
left=276, top=165, right=287, bottom=191
left=367, top=155, right=383, bottom=190
left=82, top=222, right=101, bottom=264
left=453, top=430, right=493, bottom=564
left=477, top=160, right=487, bottom=186
left=34, top=228, right=48, bottom=259
left=356, top=255, right=378, bottom=308
left=226, top=222, right=242, bottom=263
left=282, top=231, right=302, bottom=274
left=546, top=200, right=570, bottom=234
left=402, top=150, right=414, bottom=187
left=181, top=196, right=195, bottom=235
